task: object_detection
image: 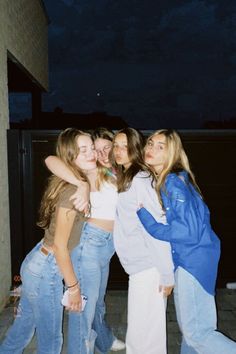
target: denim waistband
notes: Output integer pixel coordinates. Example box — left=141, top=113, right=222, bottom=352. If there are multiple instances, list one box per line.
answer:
left=35, top=240, right=56, bottom=262
left=83, top=222, right=113, bottom=237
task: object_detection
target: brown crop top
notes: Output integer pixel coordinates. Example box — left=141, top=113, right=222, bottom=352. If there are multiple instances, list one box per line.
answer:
left=43, top=184, right=85, bottom=252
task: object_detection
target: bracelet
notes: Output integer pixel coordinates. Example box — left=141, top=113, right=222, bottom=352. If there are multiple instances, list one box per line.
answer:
left=67, top=281, right=78, bottom=289
left=68, top=287, right=79, bottom=295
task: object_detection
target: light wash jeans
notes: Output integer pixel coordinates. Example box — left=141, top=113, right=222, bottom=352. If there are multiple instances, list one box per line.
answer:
left=0, top=241, right=63, bottom=354
left=68, top=222, right=115, bottom=354
left=174, top=267, right=236, bottom=354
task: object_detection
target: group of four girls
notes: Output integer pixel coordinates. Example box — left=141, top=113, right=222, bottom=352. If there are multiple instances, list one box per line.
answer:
left=0, top=127, right=235, bottom=354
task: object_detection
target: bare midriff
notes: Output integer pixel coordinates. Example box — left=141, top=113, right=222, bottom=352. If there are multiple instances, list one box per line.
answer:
left=87, top=218, right=114, bottom=233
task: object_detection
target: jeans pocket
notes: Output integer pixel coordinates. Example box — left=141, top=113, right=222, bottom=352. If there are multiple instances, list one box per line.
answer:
left=21, top=267, right=43, bottom=298
left=24, top=251, right=47, bottom=278
left=21, top=252, right=47, bottom=298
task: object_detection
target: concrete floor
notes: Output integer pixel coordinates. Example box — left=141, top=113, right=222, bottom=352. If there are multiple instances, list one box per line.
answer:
left=0, top=289, right=236, bottom=353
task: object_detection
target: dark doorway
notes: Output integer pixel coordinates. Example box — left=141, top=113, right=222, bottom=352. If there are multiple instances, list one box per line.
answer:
left=7, top=54, right=44, bottom=127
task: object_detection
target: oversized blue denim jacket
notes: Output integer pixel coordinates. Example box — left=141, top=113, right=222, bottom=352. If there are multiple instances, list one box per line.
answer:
left=137, top=171, right=221, bottom=295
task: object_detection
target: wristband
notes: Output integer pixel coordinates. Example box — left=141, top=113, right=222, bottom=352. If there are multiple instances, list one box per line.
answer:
left=67, top=281, right=78, bottom=289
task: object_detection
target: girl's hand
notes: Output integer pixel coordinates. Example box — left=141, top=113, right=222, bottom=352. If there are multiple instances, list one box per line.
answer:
left=159, top=285, right=174, bottom=297
left=67, top=286, right=82, bottom=312
left=70, top=183, right=90, bottom=215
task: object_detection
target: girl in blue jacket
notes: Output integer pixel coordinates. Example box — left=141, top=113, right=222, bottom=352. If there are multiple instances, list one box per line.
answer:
left=137, top=129, right=236, bottom=354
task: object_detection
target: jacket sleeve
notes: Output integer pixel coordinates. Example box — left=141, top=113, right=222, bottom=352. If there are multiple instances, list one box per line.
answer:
left=137, top=178, right=201, bottom=245
left=137, top=207, right=171, bottom=241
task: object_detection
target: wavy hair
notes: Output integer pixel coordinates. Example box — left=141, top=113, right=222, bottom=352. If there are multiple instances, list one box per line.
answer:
left=37, top=128, right=90, bottom=229
left=147, top=129, right=202, bottom=206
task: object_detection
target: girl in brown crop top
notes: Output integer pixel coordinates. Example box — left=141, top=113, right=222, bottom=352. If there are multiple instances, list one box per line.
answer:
left=43, top=128, right=125, bottom=353
left=0, top=128, right=91, bottom=353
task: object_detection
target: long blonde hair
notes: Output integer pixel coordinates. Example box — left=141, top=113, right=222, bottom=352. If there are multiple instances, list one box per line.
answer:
left=147, top=129, right=202, bottom=206
left=37, top=128, right=90, bottom=229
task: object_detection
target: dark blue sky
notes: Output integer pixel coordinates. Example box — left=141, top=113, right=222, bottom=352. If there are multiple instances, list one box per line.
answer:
left=39, top=0, right=236, bottom=129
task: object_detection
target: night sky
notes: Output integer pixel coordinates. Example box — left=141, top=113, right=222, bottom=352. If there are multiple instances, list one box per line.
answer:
left=12, top=0, right=236, bottom=129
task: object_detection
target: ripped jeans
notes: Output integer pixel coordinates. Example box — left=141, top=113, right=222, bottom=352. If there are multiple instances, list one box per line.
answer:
left=68, top=223, right=115, bottom=354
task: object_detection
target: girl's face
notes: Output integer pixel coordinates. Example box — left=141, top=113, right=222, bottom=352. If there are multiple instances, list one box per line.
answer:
left=144, top=134, right=167, bottom=173
left=113, top=133, right=131, bottom=170
left=94, top=138, right=112, bottom=168
left=75, top=135, right=97, bottom=170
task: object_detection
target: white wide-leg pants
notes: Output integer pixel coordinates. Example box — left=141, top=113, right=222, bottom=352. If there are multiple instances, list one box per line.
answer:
left=126, top=267, right=167, bottom=354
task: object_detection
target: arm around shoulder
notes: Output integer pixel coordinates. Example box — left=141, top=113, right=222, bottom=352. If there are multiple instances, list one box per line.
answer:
left=45, top=155, right=84, bottom=187
left=45, top=155, right=90, bottom=213
left=137, top=207, right=171, bottom=242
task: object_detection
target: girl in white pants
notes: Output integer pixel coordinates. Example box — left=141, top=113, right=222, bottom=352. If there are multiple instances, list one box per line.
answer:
left=112, top=128, right=174, bottom=354
left=127, top=268, right=167, bottom=354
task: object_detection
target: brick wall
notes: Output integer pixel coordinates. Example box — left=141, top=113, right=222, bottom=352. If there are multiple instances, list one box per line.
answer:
left=0, top=0, right=48, bottom=310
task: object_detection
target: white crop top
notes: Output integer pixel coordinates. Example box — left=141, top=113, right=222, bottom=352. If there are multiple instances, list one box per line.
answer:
left=90, top=182, right=118, bottom=220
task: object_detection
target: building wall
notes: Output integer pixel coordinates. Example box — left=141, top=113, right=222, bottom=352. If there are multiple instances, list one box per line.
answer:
left=0, top=0, right=48, bottom=310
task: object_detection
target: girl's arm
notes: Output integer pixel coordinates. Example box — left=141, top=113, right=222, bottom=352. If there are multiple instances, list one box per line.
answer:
left=45, top=156, right=81, bottom=186
left=45, top=155, right=89, bottom=213
left=137, top=181, right=200, bottom=245
left=137, top=207, right=171, bottom=241
left=53, top=206, right=81, bottom=312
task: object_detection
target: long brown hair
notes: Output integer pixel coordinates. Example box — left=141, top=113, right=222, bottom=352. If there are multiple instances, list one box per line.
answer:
left=37, top=128, right=89, bottom=229
left=147, top=129, right=202, bottom=206
left=112, top=127, right=153, bottom=192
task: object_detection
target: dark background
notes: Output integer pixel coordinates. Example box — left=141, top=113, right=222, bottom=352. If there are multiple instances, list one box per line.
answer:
left=7, top=1, right=236, bottom=287
left=7, top=129, right=236, bottom=288
left=9, top=0, right=236, bottom=129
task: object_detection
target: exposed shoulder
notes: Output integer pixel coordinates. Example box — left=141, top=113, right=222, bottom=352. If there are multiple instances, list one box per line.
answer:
left=102, top=180, right=117, bottom=191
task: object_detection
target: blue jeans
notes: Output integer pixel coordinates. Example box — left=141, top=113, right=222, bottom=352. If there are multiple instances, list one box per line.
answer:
left=68, top=222, right=115, bottom=354
left=174, top=267, right=236, bottom=354
left=0, top=242, right=63, bottom=354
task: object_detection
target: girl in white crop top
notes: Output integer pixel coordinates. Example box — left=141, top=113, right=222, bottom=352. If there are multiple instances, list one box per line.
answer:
left=90, top=182, right=118, bottom=220
left=44, top=129, right=125, bottom=354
